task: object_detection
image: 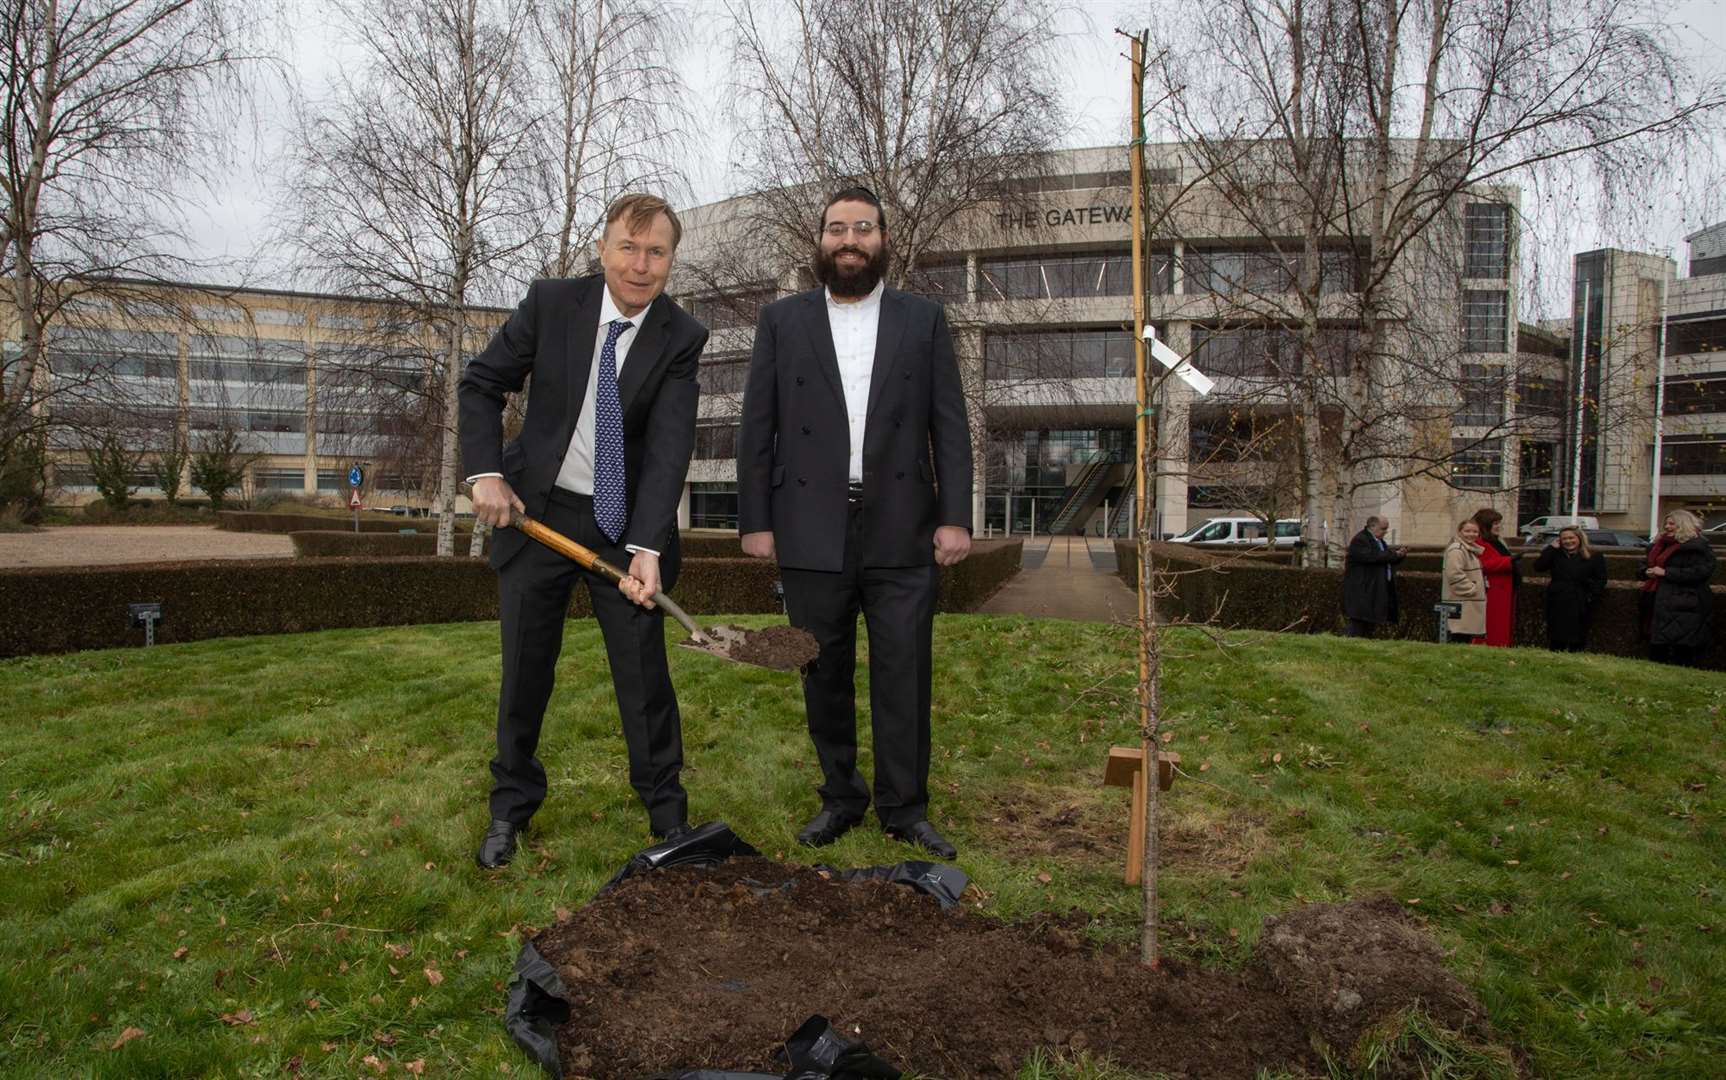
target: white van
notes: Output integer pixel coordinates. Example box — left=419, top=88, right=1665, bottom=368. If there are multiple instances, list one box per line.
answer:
left=1519, top=514, right=1599, bottom=542
left=1168, top=517, right=1302, bottom=546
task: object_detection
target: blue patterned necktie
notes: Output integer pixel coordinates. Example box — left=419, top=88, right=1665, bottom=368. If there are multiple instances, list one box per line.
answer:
left=593, top=318, right=629, bottom=542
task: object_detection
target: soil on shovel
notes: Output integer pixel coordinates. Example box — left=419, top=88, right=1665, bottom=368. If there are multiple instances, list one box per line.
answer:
left=532, top=858, right=1494, bottom=1078
left=696, top=624, right=821, bottom=671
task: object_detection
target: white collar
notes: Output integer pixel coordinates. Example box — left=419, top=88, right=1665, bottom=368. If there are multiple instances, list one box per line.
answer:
left=825, top=280, right=885, bottom=310
left=600, top=285, right=649, bottom=330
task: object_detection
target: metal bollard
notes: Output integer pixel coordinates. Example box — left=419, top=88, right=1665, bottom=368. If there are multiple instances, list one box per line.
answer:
left=1433, top=601, right=1462, bottom=643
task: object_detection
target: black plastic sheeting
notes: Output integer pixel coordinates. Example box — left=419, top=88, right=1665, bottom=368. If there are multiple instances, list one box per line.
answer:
left=503, top=821, right=968, bottom=1078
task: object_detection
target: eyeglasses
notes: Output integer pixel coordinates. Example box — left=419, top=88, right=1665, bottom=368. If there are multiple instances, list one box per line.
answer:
left=822, top=220, right=880, bottom=237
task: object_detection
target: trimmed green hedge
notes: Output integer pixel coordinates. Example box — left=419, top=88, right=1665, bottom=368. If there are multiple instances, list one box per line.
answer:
left=1114, top=541, right=1726, bottom=668
left=938, top=540, right=1022, bottom=612
left=0, top=542, right=1021, bottom=657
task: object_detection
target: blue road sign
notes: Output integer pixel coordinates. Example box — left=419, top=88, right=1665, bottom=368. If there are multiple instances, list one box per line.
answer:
left=348, top=464, right=364, bottom=488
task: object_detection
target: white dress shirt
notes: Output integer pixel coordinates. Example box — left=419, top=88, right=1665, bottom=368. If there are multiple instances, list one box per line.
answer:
left=554, top=288, right=643, bottom=498
left=826, top=280, right=884, bottom=483
left=467, top=286, right=657, bottom=555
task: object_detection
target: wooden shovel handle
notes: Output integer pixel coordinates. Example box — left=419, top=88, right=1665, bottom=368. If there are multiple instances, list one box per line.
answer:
left=509, top=513, right=709, bottom=644
left=511, top=513, right=624, bottom=583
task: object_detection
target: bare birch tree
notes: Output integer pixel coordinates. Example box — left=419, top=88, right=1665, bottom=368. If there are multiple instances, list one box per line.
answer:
left=287, top=0, right=542, bottom=557
left=1146, top=0, right=1725, bottom=564
left=1, top=0, right=259, bottom=502
left=529, top=0, right=689, bottom=278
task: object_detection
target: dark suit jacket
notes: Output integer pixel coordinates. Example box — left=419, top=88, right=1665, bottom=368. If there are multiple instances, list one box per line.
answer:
left=736, top=286, right=971, bottom=572
left=458, top=274, right=706, bottom=577
left=1342, top=529, right=1404, bottom=624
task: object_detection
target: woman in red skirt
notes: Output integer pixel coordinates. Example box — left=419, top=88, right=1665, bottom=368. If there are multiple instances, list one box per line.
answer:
left=1470, top=508, right=1520, bottom=646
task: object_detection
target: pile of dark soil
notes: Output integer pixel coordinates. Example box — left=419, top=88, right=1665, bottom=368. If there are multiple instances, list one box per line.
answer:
left=691, top=624, right=821, bottom=671
left=531, top=858, right=1494, bottom=1078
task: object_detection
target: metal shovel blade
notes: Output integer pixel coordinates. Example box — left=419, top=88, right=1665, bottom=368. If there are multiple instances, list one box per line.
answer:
left=674, top=623, right=820, bottom=673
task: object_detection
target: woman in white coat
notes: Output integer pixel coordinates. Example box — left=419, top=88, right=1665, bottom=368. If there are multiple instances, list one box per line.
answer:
left=1441, top=519, right=1487, bottom=643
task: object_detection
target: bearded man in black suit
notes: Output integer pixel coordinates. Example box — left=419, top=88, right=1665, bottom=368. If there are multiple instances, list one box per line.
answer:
left=736, top=186, right=973, bottom=859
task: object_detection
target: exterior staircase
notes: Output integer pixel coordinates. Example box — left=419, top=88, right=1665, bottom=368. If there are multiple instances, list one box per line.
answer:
left=1047, top=452, right=1116, bottom=535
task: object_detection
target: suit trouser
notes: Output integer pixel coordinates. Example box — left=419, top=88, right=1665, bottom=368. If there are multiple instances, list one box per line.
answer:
left=779, top=500, right=939, bottom=830
left=489, top=488, right=686, bottom=833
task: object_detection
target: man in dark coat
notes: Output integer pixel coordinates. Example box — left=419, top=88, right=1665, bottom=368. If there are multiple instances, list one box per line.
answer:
left=1342, top=515, right=1407, bottom=637
left=460, top=193, right=707, bottom=868
left=736, top=186, right=973, bottom=859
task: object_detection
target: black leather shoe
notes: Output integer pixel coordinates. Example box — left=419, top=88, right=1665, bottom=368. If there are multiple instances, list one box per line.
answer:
left=797, top=809, right=861, bottom=848
left=886, top=820, right=957, bottom=859
left=475, top=819, right=521, bottom=869
left=654, top=822, right=693, bottom=842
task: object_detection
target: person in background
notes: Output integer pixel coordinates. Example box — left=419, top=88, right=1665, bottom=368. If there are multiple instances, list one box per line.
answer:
left=1645, top=509, right=1715, bottom=666
left=1342, top=515, right=1407, bottom=637
left=1532, top=526, right=1607, bottom=652
left=1470, top=508, right=1519, bottom=647
left=1640, top=513, right=1681, bottom=644
left=1442, top=519, right=1487, bottom=643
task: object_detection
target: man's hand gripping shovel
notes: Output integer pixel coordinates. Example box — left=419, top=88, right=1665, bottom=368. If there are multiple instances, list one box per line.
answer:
left=506, top=512, right=817, bottom=672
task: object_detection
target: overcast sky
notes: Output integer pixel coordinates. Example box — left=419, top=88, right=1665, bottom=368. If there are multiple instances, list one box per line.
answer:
left=189, top=0, right=1726, bottom=311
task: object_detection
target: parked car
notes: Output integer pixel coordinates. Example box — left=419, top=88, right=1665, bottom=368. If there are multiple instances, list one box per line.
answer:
left=1519, top=514, right=1599, bottom=543
left=1168, top=517, right=1302, bottom=546
left=1585, top=529, right=1650, bottom=549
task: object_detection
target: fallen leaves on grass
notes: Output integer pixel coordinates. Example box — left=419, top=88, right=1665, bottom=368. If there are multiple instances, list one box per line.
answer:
left=219, top=1009, right=254, bottom=1026
left=423, top=965, right=444, bottom=986
left=109, top=1027, right=145, bottom=1050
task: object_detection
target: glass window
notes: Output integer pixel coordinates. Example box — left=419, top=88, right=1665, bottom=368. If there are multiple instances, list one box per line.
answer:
left=1515, top=373, right=1565, bottom=417
left=1664, top=374, right=1726, bottom=415
left=1450, top=437, right=1503, bottom=489
left=977, top=252, right=1151, bottom=300
left=983, top=330, right=1139, bottom=382
left=689, top=482, right=738, bottom=529
left=1519, top=441, right=1556, bottom=482
left=693, top=424, right=738, bottom=460
left=699, top=355, right=750, bottom=395
left=1462, top=290, right=1509, bottom=352
left=683, top=289, right=774, bottom=331
left=1669, top=318, right=1726, bottom=356
left=1464, top=203, right=1511, bottom=279
left=1454, top=363, right=1505, bottom=426
left=1661, top=437, right=1726, bottom=475
left=1195, top=521, right=1231, bottom=541
left=908, top=262, right=967, bottom=304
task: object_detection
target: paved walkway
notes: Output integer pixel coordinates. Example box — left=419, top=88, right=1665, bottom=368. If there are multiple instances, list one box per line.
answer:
left=0, top=525, right=293, bottom=568
left=976, top=535, right=1138, bottom=623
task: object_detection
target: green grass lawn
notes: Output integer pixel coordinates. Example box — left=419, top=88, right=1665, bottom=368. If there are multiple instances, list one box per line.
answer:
left=2, top=617, right=1723, bottom=1078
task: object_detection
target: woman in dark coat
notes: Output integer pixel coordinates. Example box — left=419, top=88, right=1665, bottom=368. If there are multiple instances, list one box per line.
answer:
left=1532, top=526, right=1607, bottom=651
left=1646, top=509, right=1716, bottom=666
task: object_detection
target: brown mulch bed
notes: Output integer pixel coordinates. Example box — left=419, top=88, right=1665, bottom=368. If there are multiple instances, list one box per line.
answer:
left=530, top=858, right=1495, bottom=1078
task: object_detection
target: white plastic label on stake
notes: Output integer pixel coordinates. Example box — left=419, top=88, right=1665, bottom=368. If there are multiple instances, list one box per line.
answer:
left=1142, top=326, right=1214, bottom=397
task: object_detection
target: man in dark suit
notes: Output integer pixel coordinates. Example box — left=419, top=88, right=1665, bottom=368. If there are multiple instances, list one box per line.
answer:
left=736, top=186, right=972, bottom=859
left=1342, top=515, right=1407, bottom=637
left=460, top=193, right=707, bottom=868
